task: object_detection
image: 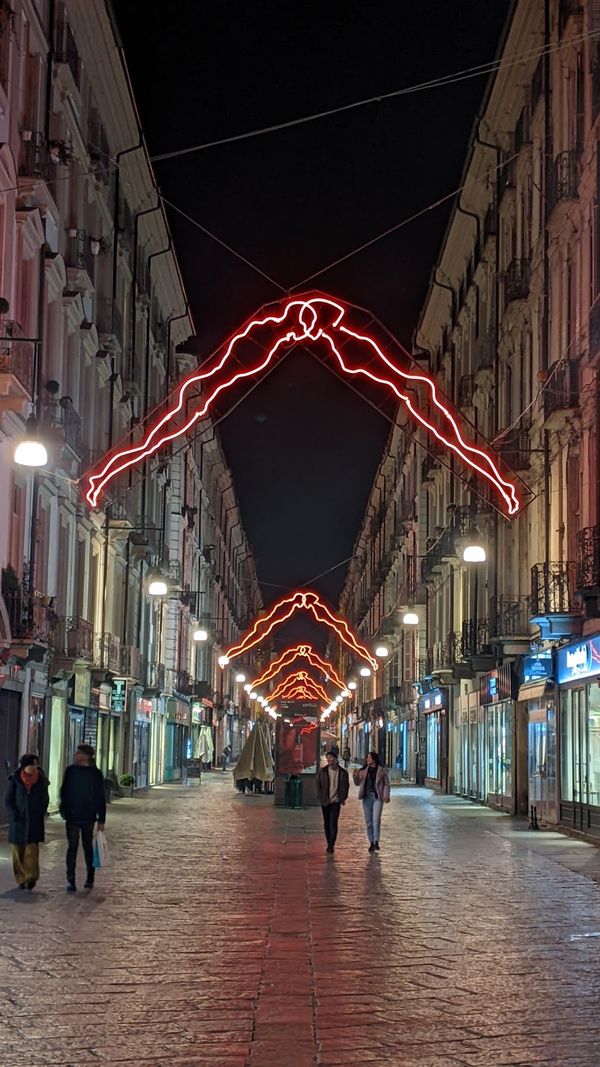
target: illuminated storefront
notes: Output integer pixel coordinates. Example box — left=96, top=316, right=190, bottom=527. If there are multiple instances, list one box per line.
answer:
left=480, top=666, right=524, bottom=813
left=517, top=650, right=557, bottom=827
left=557, top=634, right=600, bottom=837
left=419, top=688, right=448, bottom=790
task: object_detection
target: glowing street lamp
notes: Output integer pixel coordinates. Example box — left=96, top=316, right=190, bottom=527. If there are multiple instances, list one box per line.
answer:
left=243, top=683, right=252, bottom=692
left=462, top=544, right=487, bottom=563
left=148, top=576, right=169, bottom=597
left=14, top=417, right=48, bottom=468
left=193, top=628, right=208, bottom=642
left=348, top=681, right=357, bottom=691
left=218, top=655, right=230, bottom=667
left=402, top=611, right=419, bottom=626
left=235, top=672, right=246, bottom=683
left=359, top=666, right=371, bottom=678
left=249, top=691, right=257, bottom=700
left=375, top=645, right=389, bottom=658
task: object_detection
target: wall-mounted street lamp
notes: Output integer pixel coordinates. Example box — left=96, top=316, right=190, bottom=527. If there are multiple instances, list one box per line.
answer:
left=462, top=543, right=487, bottom=563
left=14, top=416, right=48, bottom=467
left=193, top=628, right=209, bottom=642
left=402, top=611, right=419, bottom=626
left=147, top=574, right=169, bottom=597
left=359, top=666, right=371, bottom=678
left=375, top=644, right=389, bottom=658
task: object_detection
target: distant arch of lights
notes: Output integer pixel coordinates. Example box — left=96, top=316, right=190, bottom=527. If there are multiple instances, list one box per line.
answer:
left=251, top=644, right=345, bottom=691
left=223, top=590, right=378, bottom=670
left=82, top=294, right=521, bottom=517
left=268, top=670, right=332, bottom=706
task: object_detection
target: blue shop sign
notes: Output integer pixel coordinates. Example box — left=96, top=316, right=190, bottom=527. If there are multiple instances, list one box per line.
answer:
left=557, top=635, right=600, bottom=685
left=418, top=688, right=447, bottom=713
left=523, top=651, right=553, bottom=684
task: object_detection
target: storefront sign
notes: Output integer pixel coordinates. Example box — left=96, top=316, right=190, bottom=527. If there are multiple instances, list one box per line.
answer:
left=74, top=670, right=91, bottom=707
left=167, top=698, right=190, bottom=725
left=419, top=688, right=447, bottom=714
left=557, top=635, right=600, bottom=685
left=523, top=651, right=553, bottom=684
left=191, top=702, right=203, bottom=725
left=480, top=665, right=513, bottom=705
left=136, top=698, right=153, bottom=722
left=201, top=697, right=214, bottom=709
left=111, top=678, right=127, bottom=714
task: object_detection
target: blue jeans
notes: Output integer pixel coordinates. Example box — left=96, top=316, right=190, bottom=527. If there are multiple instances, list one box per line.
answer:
left=362, top=793, right=382, bottom=843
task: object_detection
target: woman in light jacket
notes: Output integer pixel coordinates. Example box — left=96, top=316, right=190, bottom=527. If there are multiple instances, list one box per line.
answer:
left=353, top=751, right=390, bottom=852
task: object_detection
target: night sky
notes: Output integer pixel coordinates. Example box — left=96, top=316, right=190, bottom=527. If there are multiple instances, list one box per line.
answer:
left=112, top=0, right=511, bottom=649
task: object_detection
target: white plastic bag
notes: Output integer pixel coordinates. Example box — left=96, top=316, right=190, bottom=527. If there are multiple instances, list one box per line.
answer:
left=93, top=829, right=109, bottom=869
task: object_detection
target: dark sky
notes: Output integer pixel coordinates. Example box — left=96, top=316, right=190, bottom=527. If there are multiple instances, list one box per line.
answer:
left=112, top=0, right=511, bottom=650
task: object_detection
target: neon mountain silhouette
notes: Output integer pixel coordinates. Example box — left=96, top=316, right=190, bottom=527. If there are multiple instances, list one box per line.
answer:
left=82, top=294, right=522, bottom=517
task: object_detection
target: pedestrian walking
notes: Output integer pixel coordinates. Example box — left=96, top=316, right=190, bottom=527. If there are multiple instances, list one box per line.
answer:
left=342, top=744, right=351, bottom=768
left=317, top=750, right=349, bottom=854
left=59, top=743, right=106, bottom=893
left=353, top=751, right=391, bottom=852
left=4, top=754, right=49, bottom=891
left=221, top=744, right=231, bottom=772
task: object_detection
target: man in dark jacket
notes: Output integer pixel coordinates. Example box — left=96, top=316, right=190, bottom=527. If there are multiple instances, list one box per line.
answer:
left=59, top=743, right=106, bottom=892
left=4, top=754, right=49, bottom=890
left=316, top=751, right=349, bottom=854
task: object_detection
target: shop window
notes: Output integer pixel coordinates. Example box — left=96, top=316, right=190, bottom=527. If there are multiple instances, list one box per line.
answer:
left=587, top=684, right=600, bottom=805
left=426, top=712, right=439, bottom=780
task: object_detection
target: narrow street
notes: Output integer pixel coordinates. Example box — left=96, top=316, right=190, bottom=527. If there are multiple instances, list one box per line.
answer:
left=2, top=779, right=600, bottom=1067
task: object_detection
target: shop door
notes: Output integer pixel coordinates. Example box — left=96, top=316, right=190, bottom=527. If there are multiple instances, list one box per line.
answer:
left=571, top=688, right=593, bottom=828
left=133, top=721, right=149, bottom=789
left=0, top=690, right=21, bottom=823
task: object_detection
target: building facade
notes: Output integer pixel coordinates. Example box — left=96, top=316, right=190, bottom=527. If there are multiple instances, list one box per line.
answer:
left=0, top=0, right=260, bottom=811
left=333, top=0, right=600, bottom=836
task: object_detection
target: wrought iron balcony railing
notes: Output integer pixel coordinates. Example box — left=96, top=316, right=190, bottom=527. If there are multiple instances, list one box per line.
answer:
left=496, top=427, right=531, bottom=471
left=490, top=595, right=531, bottom=638
left=121, top=645, right=143, bottom=681
left=504, top=259, right=531, bottom=304
left=531, top=562, right=578, bottom=615
left=577, top=526, right=600, bottom=590
left=0, top=321, right=35, bottom=397
left=549, top=150, right=580, bottom=212
left=544, top=359, right=579, bottom=421
left=51, top=616, right=93, bottom=659
left=93, top=631, right=121, bottom=673
left=461, top=619, right=490, bottom=658
left=3, top=585, right=51, bottom=644
left=18, top=132, right=52, bottom=183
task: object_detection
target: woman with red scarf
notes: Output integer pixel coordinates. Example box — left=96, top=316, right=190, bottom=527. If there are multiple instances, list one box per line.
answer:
left=4, top=754, right=49, bottom=890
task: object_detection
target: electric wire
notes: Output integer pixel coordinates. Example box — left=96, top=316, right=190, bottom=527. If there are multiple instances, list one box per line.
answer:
left=149, top=29, right=600, bottom=163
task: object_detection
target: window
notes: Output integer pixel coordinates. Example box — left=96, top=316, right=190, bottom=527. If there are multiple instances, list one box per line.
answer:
left=426, top=711, right=439, bottom=779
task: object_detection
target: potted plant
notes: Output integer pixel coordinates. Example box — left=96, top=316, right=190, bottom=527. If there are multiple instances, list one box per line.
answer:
left=119, top=773, right=135, bottom=798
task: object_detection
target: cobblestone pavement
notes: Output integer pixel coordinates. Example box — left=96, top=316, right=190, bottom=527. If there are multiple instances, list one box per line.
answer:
left=2, top=776, right=600, bottom=1066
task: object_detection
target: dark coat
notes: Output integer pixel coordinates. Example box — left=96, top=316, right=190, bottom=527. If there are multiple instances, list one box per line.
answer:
left=4, top=771, right=49, bottom=845
left=317, top=763, right=349, bottom=806
left=59, top=764, right=106, bottom=824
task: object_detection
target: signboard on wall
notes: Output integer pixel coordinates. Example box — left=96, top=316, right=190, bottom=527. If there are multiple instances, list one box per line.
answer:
left=557, top=635, right=600, bottom=685
left=111, top=679, right=127, bottom=714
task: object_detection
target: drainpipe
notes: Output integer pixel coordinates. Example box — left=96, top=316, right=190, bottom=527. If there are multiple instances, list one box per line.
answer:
left=475, top=125, right=503, bottom=618
left=130, top=201, right=161, bottom=384
left=542, top=0, right=552, bottom=563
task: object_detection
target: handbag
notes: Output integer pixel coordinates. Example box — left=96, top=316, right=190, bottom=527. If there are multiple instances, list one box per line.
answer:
left=92, top=829, right=109, bottom=869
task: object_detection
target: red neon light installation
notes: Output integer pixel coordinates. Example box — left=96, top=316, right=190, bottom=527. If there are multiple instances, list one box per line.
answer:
left=268, top=671, right=332, bottom=706
left=83, top=295, right=521, bottom=516
left=251, top=644, right=345, bottom=690
left=223, top=590, right=378, bottom=670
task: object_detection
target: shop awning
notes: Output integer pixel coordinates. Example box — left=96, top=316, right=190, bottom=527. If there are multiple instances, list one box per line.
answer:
left=517, top=680, right=549, bottom=701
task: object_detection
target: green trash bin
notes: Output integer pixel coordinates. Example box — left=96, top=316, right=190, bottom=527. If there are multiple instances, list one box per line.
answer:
left=285, top=774, right=303, bottom=808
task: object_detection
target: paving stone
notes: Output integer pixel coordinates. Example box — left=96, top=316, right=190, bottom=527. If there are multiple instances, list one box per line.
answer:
left=2, top=777, right=600, bottom=1064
